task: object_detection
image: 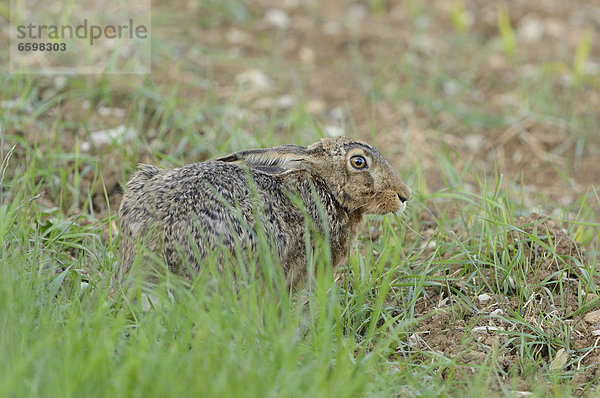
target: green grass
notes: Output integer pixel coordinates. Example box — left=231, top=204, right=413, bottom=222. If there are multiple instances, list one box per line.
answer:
left=2, top=116, right=598, bottom=396
left=1, top=1, right=600, bottom=396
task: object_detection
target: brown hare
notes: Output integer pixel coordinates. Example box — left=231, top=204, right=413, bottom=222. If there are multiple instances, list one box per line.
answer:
left=117, top=136, right=410, bottom=286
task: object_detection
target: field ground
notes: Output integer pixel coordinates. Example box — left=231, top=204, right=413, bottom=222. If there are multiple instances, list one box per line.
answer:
left=1, top=0, right=600, bottom=396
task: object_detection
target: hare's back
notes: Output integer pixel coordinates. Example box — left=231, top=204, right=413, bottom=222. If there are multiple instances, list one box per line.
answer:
left=148, top=161, right=288, bottom=216
left=146, top=161, right=299, bottom=265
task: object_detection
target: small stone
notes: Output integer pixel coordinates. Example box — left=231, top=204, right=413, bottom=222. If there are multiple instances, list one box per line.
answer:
left=276, top=94, right=294, bottom=109
left=264, top=9, right=291, bottom=30
left=98, top=107, right=126, bottom=118
left=507, top=275, right=516, bottom=290
left=585, top=293, right=598, bottom=304
left=487, top=54, right=506, bottom=70
left=478, top=293, right=492, bottom=303
left=226, top=29, right=250, bottom=44
left=347, top=4, right=367, bottom=24
left=584, top=309, right=600, bottom=324
left=519, top=17, right=543, bottom=42
left=89, top=125, right=137, bottom=146
left=0, top=99, right=34, bottom=114
left=256, top=95, right=295, bottom=110
left=324, top=125, right=344, bottom=137
left=419, top=240, right=436, bottom=250
left=329, top=107, right=344, bottom=120
left=465, top=134, right=484, bottom=152
left=549, top=348, right=569, bottom=371
left=472, top=326, right=503, bottom=333
left=298, top=47, right=316, bottom=64
left=512, top=150, right=523, bottom=163
left=545, top=19, right=566, bottom=38
left=323, top=21, right=341, bottom=35
left=443, top=80, right=460, bottom=96
left=54, top=75, right=67, bottom=90
left=515, top=392, right=533, bottom=397
left=235, top=69, right=273, bottom=91
left=306, top=99, right=326, bottom=114
left=408, top=333, right=424, bottom=348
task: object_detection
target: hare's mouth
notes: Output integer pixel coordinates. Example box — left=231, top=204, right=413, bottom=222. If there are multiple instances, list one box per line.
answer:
left=394, top=201, right=407, bottom=215
left=360, top=191, right=407, bottom=215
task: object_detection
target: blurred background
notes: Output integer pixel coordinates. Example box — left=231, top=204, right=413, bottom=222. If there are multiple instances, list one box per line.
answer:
left=1, top=0, right=599, bottom=220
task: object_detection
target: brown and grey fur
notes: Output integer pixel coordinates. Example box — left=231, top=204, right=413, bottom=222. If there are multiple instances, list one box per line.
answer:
left=117, top=136, right=410, bottom=286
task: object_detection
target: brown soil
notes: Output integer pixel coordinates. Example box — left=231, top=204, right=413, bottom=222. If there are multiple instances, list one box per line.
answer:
left=403, top=214, right=600, bottom=394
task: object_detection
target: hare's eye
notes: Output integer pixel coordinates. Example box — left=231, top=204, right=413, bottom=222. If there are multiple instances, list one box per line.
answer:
left=350, top=155, right=367, bottom=169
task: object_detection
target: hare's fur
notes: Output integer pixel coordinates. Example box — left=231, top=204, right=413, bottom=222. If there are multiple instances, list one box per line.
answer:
left=118, top=136, right=410, bottom=286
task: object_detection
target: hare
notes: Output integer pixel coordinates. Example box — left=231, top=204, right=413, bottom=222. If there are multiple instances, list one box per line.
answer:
left=117, top=136, right=410, bottom=286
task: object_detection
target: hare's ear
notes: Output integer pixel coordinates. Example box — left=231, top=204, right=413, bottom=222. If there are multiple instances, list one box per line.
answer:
left=216, top=145, right=310, bottom=174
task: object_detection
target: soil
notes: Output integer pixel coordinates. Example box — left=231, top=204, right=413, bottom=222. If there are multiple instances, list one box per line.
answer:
left=403, top=214, right=600, bottom=394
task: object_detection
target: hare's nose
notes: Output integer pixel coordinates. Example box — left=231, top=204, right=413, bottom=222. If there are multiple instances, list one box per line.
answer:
left=396, top=184, right=411, bottom=203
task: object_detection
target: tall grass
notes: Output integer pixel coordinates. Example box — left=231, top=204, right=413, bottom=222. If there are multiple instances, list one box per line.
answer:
left=1, top=121, right=598, bottom=396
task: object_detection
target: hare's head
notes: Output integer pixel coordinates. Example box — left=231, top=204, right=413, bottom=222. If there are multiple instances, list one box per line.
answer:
left=217, top=137, right=410, bottom=216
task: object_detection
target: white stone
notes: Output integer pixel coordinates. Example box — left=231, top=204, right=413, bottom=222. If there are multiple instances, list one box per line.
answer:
left=549, top=348, right=569, bottom=371
left=472, top=326, right=503, bottom=333
left=324, top=125, right=345, bottom=137
left=264, top=9, right=291, bottom=30
left=584, top=309, right=600, bottom=324
left=89, top=125, right=137, bottom=146
left=235, top=69, right=273, bottom=91
left=226, top=29, right=250, bottom=44
left=98, top=107, right=126, bottom=118
left=306, top=99, right=326, bottom=114
left=298, top=47, right=316, bottom=64
left=477, top=293, right=492, bottom=303
left=519, top=17, right=543, bottom=42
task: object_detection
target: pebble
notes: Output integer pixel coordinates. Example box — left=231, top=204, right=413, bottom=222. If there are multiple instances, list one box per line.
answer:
left=472, top=326, right=503, bottom=333
left=584, top=309, right=600, bottom=324
left=329, top=107, right=344, bottom=120
left=324, top=125, right=345, bottom=137
left=226, top=29, right=250, bottom=44
left=477, top=293, right=492, bottom=303
left=323, top=21, right=341, bottom=36
left=518, top=17, right=543, bottom=42
left=255, top=95, right=295, bottom=110
left=88, top=125, right=137, bottom=147
left=235, top=69, right=273, bottom=91
left=306, top=99, right=326, bottom=114
left=98, top=107, right=126, bottom=118
left=549, top=348, right=569, bottom=371
left=298, top=47, right=316, bottom=64
left=465, top=134, right=484, bottom=152
left=585, top=293, right=598, bottom=304
left=264, top=9, right=291, bottom=30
